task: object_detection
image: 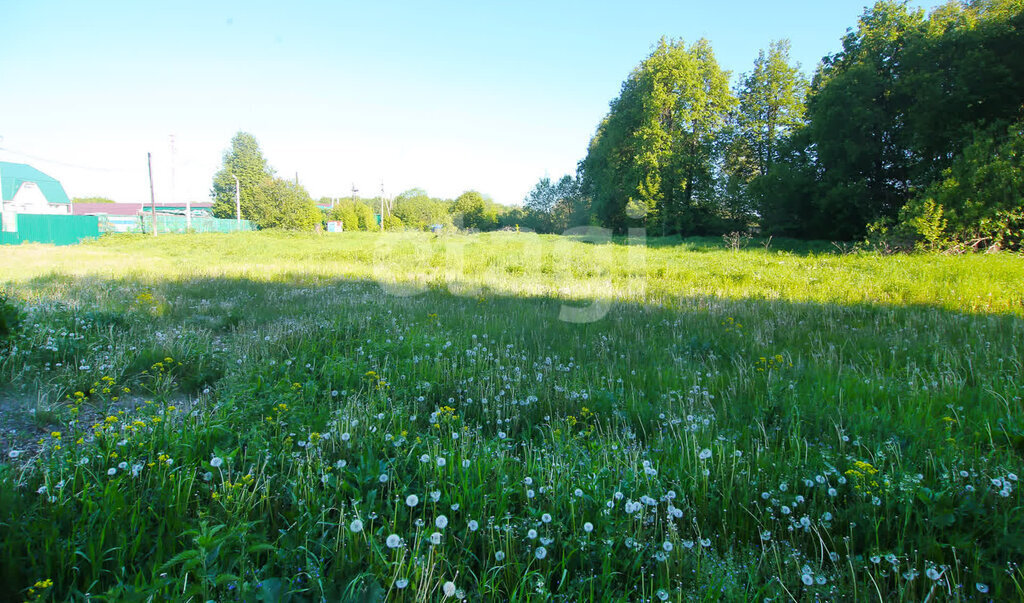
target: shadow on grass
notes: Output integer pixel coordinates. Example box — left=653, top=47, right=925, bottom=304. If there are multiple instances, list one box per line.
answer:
left=564, top=233, right=841, bottom=254
left=7, top=269, right=1022, bottom=443
left=1, top=269, right=1022, bottom=599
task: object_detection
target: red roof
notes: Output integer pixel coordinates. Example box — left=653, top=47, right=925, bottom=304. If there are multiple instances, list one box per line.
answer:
left=72, top=203, right=143, bottom=216
left=71, top=202, right=214, bottom=215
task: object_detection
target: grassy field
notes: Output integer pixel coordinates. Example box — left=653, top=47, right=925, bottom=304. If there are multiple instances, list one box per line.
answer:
left=1, top=231, right=1022, bottom=601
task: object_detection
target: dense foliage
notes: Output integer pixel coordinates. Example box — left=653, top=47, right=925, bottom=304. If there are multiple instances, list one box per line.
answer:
left=762, top=0, right=1024, bottom=243
left=210, top=133, right=321, bottom=231
left=570, top=0, right=1024, bottom=247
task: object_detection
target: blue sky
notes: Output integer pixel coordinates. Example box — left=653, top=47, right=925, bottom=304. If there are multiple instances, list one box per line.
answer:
left=0, top=0, right=939, bottom=206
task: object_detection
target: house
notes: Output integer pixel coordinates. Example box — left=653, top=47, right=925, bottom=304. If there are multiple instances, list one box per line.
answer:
left=0, top=162, right=71, bottom=232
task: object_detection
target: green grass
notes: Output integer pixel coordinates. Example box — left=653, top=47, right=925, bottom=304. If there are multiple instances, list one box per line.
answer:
left=0, top=231, right=1022, bottom=601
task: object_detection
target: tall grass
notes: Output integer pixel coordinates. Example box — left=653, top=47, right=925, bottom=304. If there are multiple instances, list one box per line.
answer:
left=0, top=231, right=1021, bottom=601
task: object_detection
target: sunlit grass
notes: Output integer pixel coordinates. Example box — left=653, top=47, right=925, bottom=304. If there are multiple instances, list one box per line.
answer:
left=0, top=231, right=1021, bottom=601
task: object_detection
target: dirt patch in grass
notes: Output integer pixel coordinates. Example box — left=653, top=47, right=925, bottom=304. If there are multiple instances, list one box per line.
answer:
left=0, top=390, right=194, bottom=463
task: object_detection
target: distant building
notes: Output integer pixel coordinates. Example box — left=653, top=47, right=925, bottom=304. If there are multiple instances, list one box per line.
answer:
left=0, top=162, right=71, bottom=232
left=71, top=202, right=213, bottom=217
left=72, top=202, right=215, bottom=232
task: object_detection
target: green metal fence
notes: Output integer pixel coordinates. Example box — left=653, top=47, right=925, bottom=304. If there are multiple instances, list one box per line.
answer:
left=0, top=213, right=100, bottom=246
left=0, top=213, right=256, bottom=245
left=138, top=215, right=256, bottom=233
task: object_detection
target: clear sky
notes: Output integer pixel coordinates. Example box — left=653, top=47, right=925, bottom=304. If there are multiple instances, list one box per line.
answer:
left=0, top=0, right=939, bottom=206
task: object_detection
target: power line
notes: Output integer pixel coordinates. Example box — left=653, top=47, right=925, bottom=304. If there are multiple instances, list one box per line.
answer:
left=0, top=146, right=137, bottom=173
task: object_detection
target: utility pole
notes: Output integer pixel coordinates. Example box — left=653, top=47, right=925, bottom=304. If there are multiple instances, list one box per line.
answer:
left=232, top=174, right=241, bottom=227
left=147, top=152, right=157, bottom=236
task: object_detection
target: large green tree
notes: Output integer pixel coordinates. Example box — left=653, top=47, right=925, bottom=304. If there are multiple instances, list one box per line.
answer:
left=580, top=38, right=735, bottom=235
left=451, top=191, right=498, bottom=231
left=724, top=40, right=807, bottom=231
left=736, top=40, right=807, bottom=179
left=211, top=132, right=275, bottom=222
left=523, top=175, right=580, bottom=233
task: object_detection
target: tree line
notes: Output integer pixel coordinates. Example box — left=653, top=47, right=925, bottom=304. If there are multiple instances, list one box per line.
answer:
left=210, top=132, right=529, bottom=233
left=527, top=0, right=1023, bottom=249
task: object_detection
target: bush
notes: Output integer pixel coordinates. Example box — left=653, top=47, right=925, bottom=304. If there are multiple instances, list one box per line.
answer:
left=898, top=119, right=1024, bottom=250
left=382, top=214, right=404, bottom=231
left=0, top=292, right=20, bottom=342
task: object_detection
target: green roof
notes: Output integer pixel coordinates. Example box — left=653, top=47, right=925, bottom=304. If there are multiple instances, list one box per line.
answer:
left=0, top=161, right=71, bottom=205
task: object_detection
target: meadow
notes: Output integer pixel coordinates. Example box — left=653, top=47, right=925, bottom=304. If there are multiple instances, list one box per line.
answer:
left=1, top=231, right=1022, bottom=601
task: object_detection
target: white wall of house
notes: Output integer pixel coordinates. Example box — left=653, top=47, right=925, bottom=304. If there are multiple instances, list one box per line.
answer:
left=1, top=210, right=16, bottom=232
left=5, top=182, right=70, bottom=215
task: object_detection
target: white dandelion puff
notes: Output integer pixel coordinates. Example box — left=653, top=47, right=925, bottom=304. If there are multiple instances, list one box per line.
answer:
left=442, top=581, right=456, bottom=597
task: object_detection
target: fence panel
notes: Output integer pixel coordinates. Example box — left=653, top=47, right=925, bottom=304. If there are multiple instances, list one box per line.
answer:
left=0, top=214, right=100, bottom=245
left=1, top=213, right=256, bottom=245
left=139, top=215, right=255, bottom=233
